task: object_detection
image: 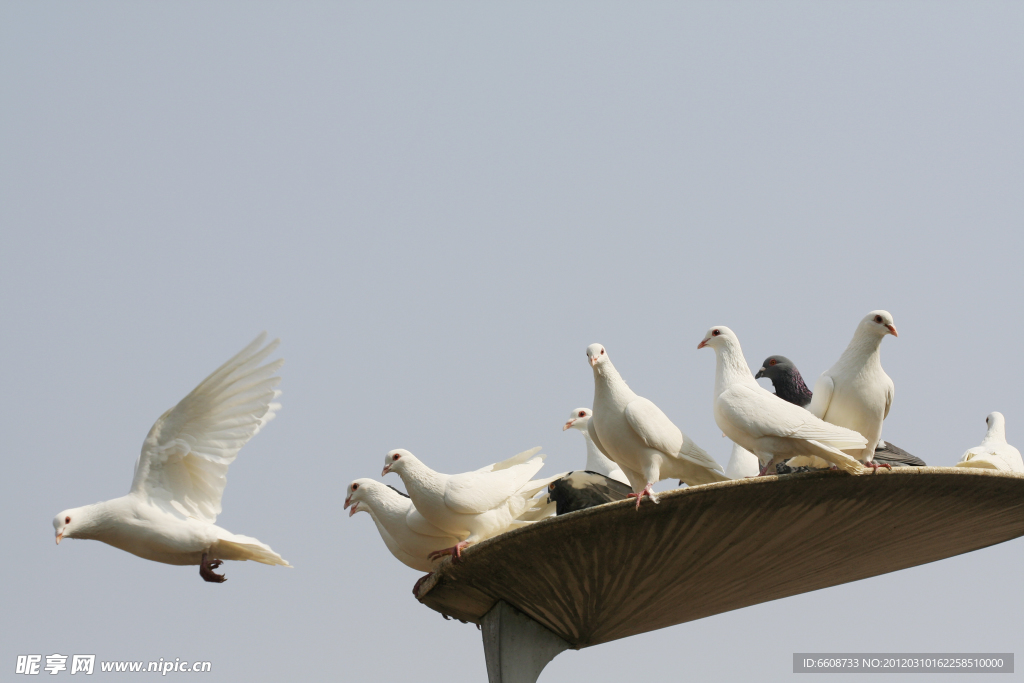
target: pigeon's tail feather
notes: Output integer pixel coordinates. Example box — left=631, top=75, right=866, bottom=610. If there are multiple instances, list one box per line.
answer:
left=785, top=455, right=829, bottom=469
left=803, top=440, right=866, bottom=475
left=480, top=447, right=544, bottom=473
left=515, top=498, right=557, bottom=522
left=518, top=472, right=568, bottom=499
left=213, top=534, right=291, bottom=567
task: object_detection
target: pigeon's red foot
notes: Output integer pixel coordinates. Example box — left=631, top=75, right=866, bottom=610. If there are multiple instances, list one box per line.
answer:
left=428, top=541, right=471, bottom=562
left=627, top=484, right=659, bottom=510
left=865, top=462, right=893, bottom=474
left=757, top=462, right=776, bottom=477
left=412, top=573, right=433, bottom=597
left=199, top=553, right=226, bottom=583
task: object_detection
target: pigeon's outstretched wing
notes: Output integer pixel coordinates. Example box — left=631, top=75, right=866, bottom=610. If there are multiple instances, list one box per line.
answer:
left=130, top=333, right=282, bottom=523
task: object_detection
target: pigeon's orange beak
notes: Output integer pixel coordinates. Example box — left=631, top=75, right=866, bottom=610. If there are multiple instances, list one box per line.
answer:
left=348, top=503, right=359, bottom=517
left=381, top=464, right=391, bottom=476
left=55, top=531, right=63, bottom=545
left=343, top=493, right=352, bottom=509
left=886, top=324, right=898, bottom=337
left=697, top=338, right=709, bottom=349
left=589, top=356, right=598, bottom=367
left=563, top=419, right=575, bottom=431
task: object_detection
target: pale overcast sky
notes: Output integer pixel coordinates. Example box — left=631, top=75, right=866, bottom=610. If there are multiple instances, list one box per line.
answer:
left=2, top=2, right=1022, bottom=681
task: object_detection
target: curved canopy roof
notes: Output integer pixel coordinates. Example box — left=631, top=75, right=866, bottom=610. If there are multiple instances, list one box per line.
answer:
left=417, top=467, right=1024, bottom=648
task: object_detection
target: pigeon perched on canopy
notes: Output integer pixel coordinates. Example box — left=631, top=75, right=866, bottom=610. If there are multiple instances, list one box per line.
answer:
left=382, top=447, right=559, bottom=559
left=955, top=412, right=1023, bottom=473
left=755, top=353, right=925, bottom=468
left=563, top=407, right=629, bottom=485
left=806, top=311, right=898, bottom=470
left=585, top=343, right=729, bottom=508
left=698, top=326, right=866, bottom=476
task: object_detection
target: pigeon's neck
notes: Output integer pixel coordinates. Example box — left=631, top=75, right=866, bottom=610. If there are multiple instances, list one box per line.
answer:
left=398, top=461, right=446, bottom=506
left=365, top=488, right=411, bottom=533
left=714, top=343, right=756, bottom=394
left=582, top=432, right=620, bottom=478
left=69, top=500, right=124, bottom=541
left=593, top=362, right=636, bottom=407
left=983, top=422, right=1007, bottom=445
left=836, top=328, right=884, bottom=371
left=773, top=371, right=814, bottom=407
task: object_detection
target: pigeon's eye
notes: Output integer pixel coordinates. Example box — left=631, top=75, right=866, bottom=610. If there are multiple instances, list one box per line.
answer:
left=874, top=315, right=883, bottom=323
left=352, top=483, right=359, bottom=491
left=65, top=516, right=70, bottom=524
left=393, top=454, right=401, bottom=461
left=769, top=359, right=777, bottom=366
left=600, top=349, right=604, bottom=355
left=578, top=411, right=586, bottom=417
left=712, top=329, right=720, bottom=336
left=549, top=483, right=555, bottom=491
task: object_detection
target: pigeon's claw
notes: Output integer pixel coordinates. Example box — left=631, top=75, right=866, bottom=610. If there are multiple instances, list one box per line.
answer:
left=427, top=541, right=471, bottom=563
left=865, top=462, right=893, bottom=473
left=627, top=484, right=658, bottom=510
left=199, top=553, right=227, bottom=583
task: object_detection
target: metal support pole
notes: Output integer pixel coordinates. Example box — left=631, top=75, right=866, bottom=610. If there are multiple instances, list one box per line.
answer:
left=481, top=600, right=571, bottom=683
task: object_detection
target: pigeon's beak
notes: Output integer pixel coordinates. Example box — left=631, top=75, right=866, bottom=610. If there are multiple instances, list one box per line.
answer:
left=589, top=356, right=598, bottom=367
left=886, top=324, right=898, bottom=337
left=755, top=367, right=766, bottom=379
left=697, top=338, right=709, bottom=349
left=563, top=419, right=575, bottom=431
left=55, top=531, right=63, bottom=545
left=348, top=503, right=359, bottom=517
left=343, top=494, right=352, bottom=509
left=381, top=464, right=392, bottom=476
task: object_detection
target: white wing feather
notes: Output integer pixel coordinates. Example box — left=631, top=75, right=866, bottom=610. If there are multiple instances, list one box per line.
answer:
left=443, top=456, right=545, bottom=515
left=130, top=333, right=282, bottom=523
left=807, top=374, right=834, bottom=420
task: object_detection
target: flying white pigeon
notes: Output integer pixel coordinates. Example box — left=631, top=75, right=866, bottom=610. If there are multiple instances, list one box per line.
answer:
left=52, top=333, right=291, bottom=582
left=345, top=478, right=462, bottom=595
left=563, top=407, right=630, bottom=485
left=955, top=412, right=1024, bottom=473
left=585, top=343, right=729, bottom=508
left=381, top=448, right=560, bottom=560
left=805, top=310, right=898, bottom=470
left=725, top=442, right=762, bottom=479
left=698, top=326, right=867, bottom=476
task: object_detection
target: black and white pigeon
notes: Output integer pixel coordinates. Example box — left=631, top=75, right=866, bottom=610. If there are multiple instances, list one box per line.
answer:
left=755, top=354, right=925, bottom=468
left=546, top=471, right=633, bottom=515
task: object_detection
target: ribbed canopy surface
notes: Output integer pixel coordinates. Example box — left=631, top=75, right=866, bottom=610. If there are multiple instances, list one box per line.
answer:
left=418, top=467, right=1024, bottom=648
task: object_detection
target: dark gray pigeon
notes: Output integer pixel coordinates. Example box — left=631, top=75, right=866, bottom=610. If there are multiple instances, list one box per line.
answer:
left=755, top=354, right=925, bottom=468
left=547, top=471, right=633, bottom=515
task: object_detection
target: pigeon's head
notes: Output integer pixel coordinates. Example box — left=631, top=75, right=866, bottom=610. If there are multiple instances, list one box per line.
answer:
left=861, top=310, right=898, bottom=338
left=755, top=355, right=798, bottom=381
left=382, top=449, right=416, bottom=477
left=697, top=326, right=736, bottom=351
left=344, top=479, right=375, bottom=517
left=52, top=506, right=91, bottom=545
left=985, top=412, right=1006, bottom=437
left=586, top=344, right=608, bottom=369
left=564, top=407, right=592, bottom=432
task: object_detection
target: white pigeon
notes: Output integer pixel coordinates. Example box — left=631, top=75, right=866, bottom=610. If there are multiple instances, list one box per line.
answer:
left=585, top=343, right=729, bottom=508
left=53, top=334, right=291, bottom=583
left=698, top=326, right=867, bottom=476
left=345, top=478, right=462, bottom=595
left=725, top=442, right=762, bottom=479
left=805, top=310, right=898, bottom=470
left=955, top=412, right=1024, bottom=473
left=381, top=448, right=560, bottom=559
left=563, top=407, right=630, bottom=485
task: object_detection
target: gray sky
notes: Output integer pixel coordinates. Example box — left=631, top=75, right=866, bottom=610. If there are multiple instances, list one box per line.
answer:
left=2, top=2, right=1022, bottom=681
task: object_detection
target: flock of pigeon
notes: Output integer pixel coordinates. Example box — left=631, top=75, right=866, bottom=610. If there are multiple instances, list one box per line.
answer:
left=51, top=312, right=1023, bottom=584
